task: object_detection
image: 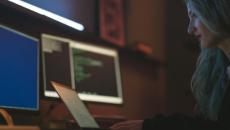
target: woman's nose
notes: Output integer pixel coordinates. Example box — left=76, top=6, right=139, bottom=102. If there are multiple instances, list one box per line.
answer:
left=187, top=22, right=193, bottom=34
left=187, top=21, right=195, bottom=34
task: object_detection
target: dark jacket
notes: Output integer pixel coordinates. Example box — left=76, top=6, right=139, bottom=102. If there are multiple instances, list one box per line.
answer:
left=142, top=84, right=230, bottom=130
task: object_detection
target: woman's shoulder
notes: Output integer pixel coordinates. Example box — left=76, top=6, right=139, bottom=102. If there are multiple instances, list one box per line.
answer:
left=227, top=66, right=230, bottom=79
left=219, top=70, right=230, bottom=125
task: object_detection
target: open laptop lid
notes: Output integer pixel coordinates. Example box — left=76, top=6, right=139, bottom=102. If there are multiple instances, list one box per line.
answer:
left=51, top=81, right=99, bottom=128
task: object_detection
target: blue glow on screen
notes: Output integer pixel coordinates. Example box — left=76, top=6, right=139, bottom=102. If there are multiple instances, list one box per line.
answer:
left=0, top=25, right=39, bottom=110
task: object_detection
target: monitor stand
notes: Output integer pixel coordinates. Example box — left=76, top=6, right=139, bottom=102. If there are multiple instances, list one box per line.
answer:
left=0, top=109, right=40, bottom=130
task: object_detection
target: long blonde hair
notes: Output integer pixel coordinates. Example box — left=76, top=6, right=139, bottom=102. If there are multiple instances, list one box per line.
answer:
left=185, top=0, right=230, bottom=120
left=191, top=48, right=228, bottom=120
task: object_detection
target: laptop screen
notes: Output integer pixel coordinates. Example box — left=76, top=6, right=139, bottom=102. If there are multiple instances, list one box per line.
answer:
left=51, top=81, right=99, bottom=128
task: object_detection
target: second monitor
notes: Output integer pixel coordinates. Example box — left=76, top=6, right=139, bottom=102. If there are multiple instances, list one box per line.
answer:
left=42, top=34, right=123, bottom=104
left=71, top=41, right=123, bottom=104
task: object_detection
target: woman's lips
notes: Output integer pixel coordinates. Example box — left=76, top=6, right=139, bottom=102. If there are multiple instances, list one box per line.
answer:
left=197, top=35, right=201, bottom=41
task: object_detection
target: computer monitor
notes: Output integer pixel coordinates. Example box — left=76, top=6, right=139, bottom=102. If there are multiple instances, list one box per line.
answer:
left=42, top=34, right=123, bottom=104
left=0, top=25, right=39, bottom=110
left=70, top=41, right=123, bottom=104
left=42, top=34, right=74, bottom=98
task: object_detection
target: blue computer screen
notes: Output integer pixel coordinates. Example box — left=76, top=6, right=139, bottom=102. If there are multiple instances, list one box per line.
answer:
left=0, top=25, right=39, bottom=110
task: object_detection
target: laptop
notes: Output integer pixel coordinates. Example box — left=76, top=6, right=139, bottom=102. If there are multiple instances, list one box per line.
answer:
left=51, top=81, right=109, bottom=130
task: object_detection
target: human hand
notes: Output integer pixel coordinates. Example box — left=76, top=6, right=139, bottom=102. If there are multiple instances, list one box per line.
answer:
left=110, top=120, right=143, bottom=130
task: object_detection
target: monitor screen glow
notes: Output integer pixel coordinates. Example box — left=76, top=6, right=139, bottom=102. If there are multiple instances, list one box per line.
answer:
left=71, top=41, right=123, bottom=104
left=0, top=25, right=39, bottom=110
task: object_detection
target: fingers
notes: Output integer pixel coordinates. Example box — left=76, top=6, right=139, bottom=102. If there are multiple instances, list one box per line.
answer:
left=110, top=120, right=143, bottom=130
left=110, top=122, right=125, bottom=129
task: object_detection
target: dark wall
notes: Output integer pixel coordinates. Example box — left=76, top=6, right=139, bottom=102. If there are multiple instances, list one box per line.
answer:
left=165, top=0, right=198, bottom=115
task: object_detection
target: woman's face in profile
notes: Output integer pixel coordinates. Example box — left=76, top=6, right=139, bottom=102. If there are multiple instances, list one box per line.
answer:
left=187, top=6, right=216, bottom=48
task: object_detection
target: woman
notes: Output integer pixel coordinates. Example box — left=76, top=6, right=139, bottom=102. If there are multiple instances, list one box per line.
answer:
left=111, top=0, right=230, bottom=129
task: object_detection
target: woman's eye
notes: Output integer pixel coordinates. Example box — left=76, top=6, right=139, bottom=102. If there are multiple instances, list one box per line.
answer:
left=191, top=13, right=197, bottom=18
